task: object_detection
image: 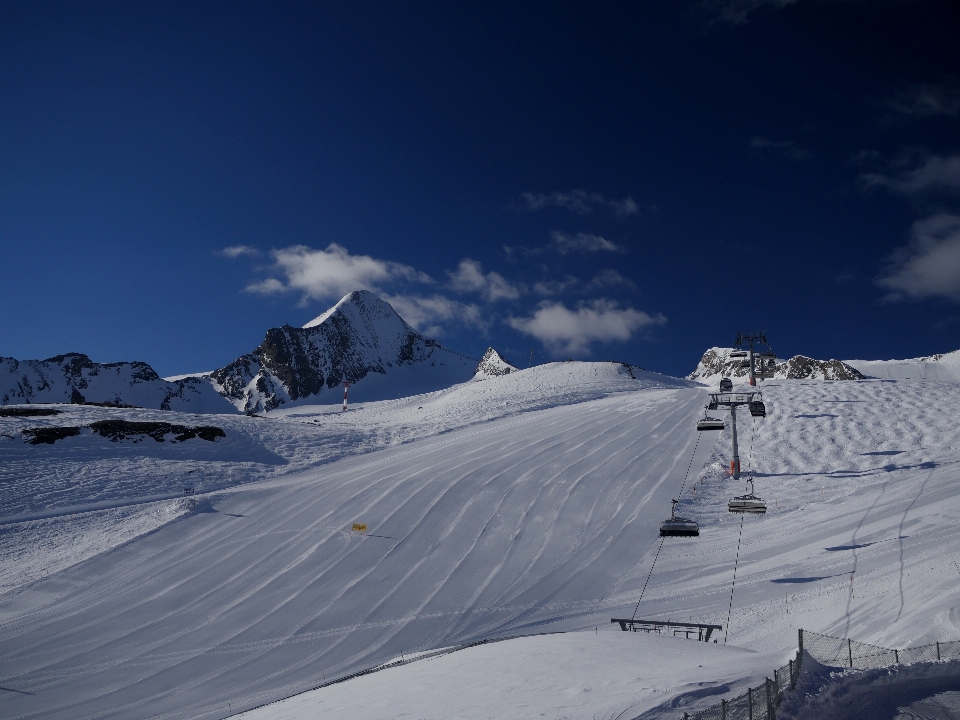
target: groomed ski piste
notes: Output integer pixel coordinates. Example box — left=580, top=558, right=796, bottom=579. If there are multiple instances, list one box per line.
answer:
left=1, top=361, right=959, bottom=719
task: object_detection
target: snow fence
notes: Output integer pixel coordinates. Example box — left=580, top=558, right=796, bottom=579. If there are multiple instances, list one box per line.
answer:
left=682, top=629, right=960, bottom=719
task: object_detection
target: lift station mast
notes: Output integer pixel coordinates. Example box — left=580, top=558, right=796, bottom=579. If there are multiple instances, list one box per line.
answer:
left=707, top=390, right=763, bottom=479
left=734, top=331, right=770, bottom=386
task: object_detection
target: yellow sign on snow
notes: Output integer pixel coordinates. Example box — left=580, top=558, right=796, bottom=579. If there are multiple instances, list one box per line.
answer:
left=352, top=523, right=367, bottom=533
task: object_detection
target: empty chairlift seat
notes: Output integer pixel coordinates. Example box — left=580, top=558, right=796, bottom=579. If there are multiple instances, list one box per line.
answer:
left=728, top=480, right=766, bottom=514
left=719, top=377, right=733, bottom=393
left=660, top=499, right=700, bottom=537
left=697, top=414, right=725, bottom=431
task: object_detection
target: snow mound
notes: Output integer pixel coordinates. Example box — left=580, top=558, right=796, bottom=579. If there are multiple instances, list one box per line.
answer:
left=473, top=347, right=518, bottom=379
left=689, top=347, right=864, bottom=383
left=844, top=348, right=960, bottom=382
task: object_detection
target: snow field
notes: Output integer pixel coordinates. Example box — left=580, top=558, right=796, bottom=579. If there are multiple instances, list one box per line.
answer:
left=0, top=367, right=708, bottom=719
left=2, top=368, right=959, bottom=719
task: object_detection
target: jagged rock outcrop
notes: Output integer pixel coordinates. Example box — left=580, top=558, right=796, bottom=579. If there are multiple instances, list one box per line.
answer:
left=210, top=290, right=476, bottom=412
left=0, top=353, right=234, bottom=412
left=689, top=347, right=864, bottom=383
left=474, top=348, right=518, bottom=379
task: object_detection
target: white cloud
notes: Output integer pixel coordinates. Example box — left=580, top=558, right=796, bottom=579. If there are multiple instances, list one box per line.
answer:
left=749, top=137, right=810, bottom=160
left=448, top=259, right=521, bottom=302
left=699, top=0, right=798, bottom=26
left=246, top=243, right=430, bottom=301
left=220, top=245, right=260, bottom=258
left=521, top=191, right=639, bottom=218
left=861, top=153, right=960, bottom=196
left=588, top=269, right=636, bottom=290
left=533, top=276, right=580, bottom=296
left=550, top=231, right=622, bottom=254
left=382, top=293, right=488, bottom=335
left=887, top=83, right=960, bottom=119
left=507, top=299, right=666, bottom=355
left=877, top=213, right=960, bottom=303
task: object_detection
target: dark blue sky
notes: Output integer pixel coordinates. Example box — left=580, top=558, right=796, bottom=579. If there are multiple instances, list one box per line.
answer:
left=3, top=1, right=959, bottom=378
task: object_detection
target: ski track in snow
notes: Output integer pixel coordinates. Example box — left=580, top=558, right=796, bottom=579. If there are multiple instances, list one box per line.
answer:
left=1, top=370, right=960, bottom=719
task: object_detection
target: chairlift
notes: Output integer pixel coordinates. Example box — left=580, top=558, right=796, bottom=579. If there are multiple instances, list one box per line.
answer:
left=697, top=412, right=725, bottom=431
left=749, top=400, right=766, bottom=418
left=730, top=350, right=747, bottom=359
left=707, top=400, right=719, bottom=410
left=728, top=479, right=766, bottom=514
left=660, top=499, right=700, bottom=537
left=719, top=377, right=733, bottom=393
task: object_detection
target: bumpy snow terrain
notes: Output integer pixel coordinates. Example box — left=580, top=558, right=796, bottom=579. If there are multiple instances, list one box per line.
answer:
left=2, top=364, right=959, bottom=720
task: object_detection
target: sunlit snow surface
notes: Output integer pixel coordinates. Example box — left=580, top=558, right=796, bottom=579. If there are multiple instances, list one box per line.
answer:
left=1, top=365, right=959, bottom=719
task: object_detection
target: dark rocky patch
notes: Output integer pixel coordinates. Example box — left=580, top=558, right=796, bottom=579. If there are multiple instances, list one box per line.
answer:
left=89, top=420, right=225, bottom=442
left=0, top=407, right=62, bottom=417
left=23, top=426, right=81, bottom=444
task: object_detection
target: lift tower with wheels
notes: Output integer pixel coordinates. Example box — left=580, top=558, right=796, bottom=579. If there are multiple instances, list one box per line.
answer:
left=707, top=388, right=763, bottom=479
left=734, top=331, right=771, bottom=386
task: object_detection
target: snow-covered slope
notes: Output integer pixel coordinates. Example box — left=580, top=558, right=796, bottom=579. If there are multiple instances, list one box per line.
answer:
left=845, top=348, right=960, bottom=382
left=3, top=368, right=960, bottom=720
left=210, top=291, right=478, bottom=412
left=473, top=347, right=518, bottom=379
left=690, top=347, right=864, bottom=383
left=0, top=353, right=236, bottom=413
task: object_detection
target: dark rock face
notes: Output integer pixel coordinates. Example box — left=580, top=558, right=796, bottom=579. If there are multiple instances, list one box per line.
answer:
left=781, top=356, right=864, bottom=380
left=211, top=290, right=435, bottom=412
left=0, top=407, right=61, bottom=418
left=23, top=427, right=81, bottom=444
left=474, top=348, right=518, bottom=378
left=89, top=420, right=225, bottom=442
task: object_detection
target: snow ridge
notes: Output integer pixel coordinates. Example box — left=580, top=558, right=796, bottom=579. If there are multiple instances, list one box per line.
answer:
left=0, top=353, right=234, bottom=413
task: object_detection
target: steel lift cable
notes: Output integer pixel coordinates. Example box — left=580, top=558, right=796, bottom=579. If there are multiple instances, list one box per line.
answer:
left=630, top=538, right=664, bottom=622
left=641, top=431, right=704, bottom=613
left=723, top=513, right=746, bottom=645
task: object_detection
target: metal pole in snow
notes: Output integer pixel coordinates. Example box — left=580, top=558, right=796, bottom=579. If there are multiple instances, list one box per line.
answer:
left=731, top=405, right=741, bottom=479
left=342, top=381, right=351, bottom=411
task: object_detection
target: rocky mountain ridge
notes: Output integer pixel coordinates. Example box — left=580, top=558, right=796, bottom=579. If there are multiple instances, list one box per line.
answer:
left=689, top=347, right=865, bottom=382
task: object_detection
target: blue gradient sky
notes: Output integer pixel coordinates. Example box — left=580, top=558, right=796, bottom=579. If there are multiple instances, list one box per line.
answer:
left=2, top=1, right=959, bottom=378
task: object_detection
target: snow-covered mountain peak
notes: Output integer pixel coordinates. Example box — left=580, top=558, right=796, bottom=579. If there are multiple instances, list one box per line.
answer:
left=474, top=348, right=519, bottom=379
left=302, top=290, right=405, bottom=330
left=211, top=290, right=475, bottom=412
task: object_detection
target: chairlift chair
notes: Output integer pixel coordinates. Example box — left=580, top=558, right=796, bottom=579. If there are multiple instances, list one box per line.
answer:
left=749, top=400, right=766, bottom=418
left=660, top=499, right=700, bottom=537
left=730, top=350, right=747, bottom=359
left=697, top=411, right=725, bottom=431
left=728, top=480, right=766, bottom=514
left=719, top=377, right=733, bottom=393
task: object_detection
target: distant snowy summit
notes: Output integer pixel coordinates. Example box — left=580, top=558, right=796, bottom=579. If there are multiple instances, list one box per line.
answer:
left=689, top=347, right=864, bottom=383
left=474, top=348, right=518, bottom=379
left=845, top=348, right=960, bottom=382
left=210, top=290, right=476, bottom=412
left=0, top=353, right=235, bottom=412
left=0, top=291, right=477, bottom=413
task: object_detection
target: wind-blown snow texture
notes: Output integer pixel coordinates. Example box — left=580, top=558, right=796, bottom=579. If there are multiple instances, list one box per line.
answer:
left=2, top=368, right=960, bottom=720
left=690, top=347, right=864, bottom=382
